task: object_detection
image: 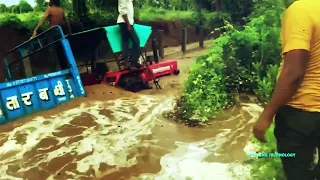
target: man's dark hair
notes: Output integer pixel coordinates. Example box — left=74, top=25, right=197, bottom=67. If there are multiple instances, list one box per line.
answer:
left=49, top=0, right=60, bottom=6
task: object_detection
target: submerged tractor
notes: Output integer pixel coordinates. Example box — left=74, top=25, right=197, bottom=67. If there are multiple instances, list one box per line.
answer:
left=0, top=24, right=179, bottom=125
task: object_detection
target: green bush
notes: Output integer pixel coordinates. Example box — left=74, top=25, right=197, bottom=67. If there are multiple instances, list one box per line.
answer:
left=87, top=10, right=118, bottom=26
left=172, top=0, right=288, bottom=179
left=0, top=13, right=45, bottom=32
left=242, top=125, right=285, bottom=180
left=137, top=7, right=193, bottom=22
left=21, top=12, right=43, bottom=30
left=182, top=52, right=229, bottom=120
left=176, top=0, right=283, bottom=119
left=0, top=15, right=24, bottom=29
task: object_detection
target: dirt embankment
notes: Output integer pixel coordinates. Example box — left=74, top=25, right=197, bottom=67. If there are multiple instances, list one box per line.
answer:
left=0, top=27, right=28, bottom=82
left=0, top=20, right=202, bottom=82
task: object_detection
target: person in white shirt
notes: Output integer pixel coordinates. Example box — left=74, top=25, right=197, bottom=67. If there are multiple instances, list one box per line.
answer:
left=117, top=0, right=141, bottom=69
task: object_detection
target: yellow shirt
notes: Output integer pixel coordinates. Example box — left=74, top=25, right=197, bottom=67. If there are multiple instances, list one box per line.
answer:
left=279, top=0, right=320, bottom=112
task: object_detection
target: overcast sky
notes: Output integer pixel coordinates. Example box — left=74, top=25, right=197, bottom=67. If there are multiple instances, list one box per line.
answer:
left=0, top=0, right=36, bottom=7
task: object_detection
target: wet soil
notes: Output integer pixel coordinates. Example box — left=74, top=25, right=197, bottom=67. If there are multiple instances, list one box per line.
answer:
left=0, top=49, right=261, bottom=180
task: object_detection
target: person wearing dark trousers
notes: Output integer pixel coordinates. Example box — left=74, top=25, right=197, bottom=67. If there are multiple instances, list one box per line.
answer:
left=253, top=0, right=320, bottom=179
left=117, top=0, right=141, bottom=69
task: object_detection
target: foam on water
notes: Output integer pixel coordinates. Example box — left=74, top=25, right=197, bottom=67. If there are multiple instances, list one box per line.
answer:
left=0, top=95, right=175, bottom=179
left=0, top=95, right=263, bottom=179
left=139, top=103, right=263, bottom=180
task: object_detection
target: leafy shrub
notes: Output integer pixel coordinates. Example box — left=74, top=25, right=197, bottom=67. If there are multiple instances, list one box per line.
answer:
left=21, top=12, right=43, bottom=30
left=171, top=0, right=289, bottom=179
left=191, top=10, right=231, bottom=31
left=176, top=0, right=283, bottom=119
left=87, top=11, right=117, bottom=26
left=0, top=15, right=24, bottom=29
left=182, top=52, right=229, bottom=120
left=254, top=64, right=279, bottom=103
left=243, top=125, right=285, bottom=180
left=203, top=12, right=231, bottom=31
left=0, top=13, right=45, bottom=32
left=137, top=7, right=193, bottom=22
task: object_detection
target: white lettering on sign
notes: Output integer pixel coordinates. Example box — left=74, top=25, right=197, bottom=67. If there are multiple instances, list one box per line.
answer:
left=65, top=79, right=74, bottom=98
left=152, top=66, right=171, bottom=74
left=39, top=88, right=49, bottom=101
left=53, top=81, right=65, bottom=96
left=44, top=71, right=62, bottom=78
left=76, top=75, right=85, bottom=95
left=6, top=96, right=20, bottom=110
left=21, top=92, right=33, bottom=106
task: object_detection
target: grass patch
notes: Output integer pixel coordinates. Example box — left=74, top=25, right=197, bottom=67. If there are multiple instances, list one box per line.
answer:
left=138, top=7, right=193, bottom=22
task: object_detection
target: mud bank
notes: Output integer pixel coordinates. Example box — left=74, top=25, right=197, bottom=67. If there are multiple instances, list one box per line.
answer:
left=0, top=27, right=28, bottom=83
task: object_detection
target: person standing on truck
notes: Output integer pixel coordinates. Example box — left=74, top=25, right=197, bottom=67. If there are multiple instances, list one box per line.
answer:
left=253, top=0, right=320, bottom=179
left=117, top=0, right=141, bottom=69
left=31, top=0, right=71, bottom=71
left=32, top=0, right=71, bottom=38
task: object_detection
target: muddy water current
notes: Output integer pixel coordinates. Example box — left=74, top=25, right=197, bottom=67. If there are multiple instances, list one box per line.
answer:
left=0, top=94, right=263, bottom=180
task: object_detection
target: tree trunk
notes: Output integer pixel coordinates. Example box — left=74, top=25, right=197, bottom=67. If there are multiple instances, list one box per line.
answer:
left=215, top=0, right=220, bottom=12
left=72, top=0, right=86, bottom=17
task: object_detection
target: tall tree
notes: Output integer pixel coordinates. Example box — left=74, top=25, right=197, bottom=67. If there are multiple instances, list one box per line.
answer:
left=72, top=0, right=87, bottom=17
left=0, top=4, right=7, bottom=13
left=19, top=0, right=33, bottom=13
left=34, top=0, right=47, bottom=11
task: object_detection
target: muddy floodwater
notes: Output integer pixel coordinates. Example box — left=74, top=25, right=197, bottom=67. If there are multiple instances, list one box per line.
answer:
left=0, top=50, right=262, bottom=180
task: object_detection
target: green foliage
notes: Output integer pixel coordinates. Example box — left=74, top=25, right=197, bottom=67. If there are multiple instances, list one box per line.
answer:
left=0, top=4, right=8, bottom=13
left=34, top=0, right=48, bottom=11
left=179, top=0, right=283, bottom=121
left=182, top=53, right=229, bottom=120
left=21, top=12, right=44, bottom=30
left=19, top=0, right=33, bottom=13
left=243, top=125, right=285, bottom=180
left=253, top=64, right=279, bottom=103
left=0, top=15, right=24, bottom=29
left=137, top=7, right=193, bottom=22
left=86, top=10, right=117, bottom=26
left=11, top=5, right=21, bottom=14
left=174, top=0, right=293, bottom=179
left=192, top=10, right=231, bottom=31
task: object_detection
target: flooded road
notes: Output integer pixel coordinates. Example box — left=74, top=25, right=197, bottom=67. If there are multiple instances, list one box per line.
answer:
left=0, top=49, right=263, bottom=180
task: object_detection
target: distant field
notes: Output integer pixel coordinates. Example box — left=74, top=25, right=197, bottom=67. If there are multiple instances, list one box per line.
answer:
left=0, top=8, right=194, bottom=23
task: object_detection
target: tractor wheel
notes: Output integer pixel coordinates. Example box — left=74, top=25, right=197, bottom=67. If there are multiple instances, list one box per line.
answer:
left=173, top=69, right=180, bottom=75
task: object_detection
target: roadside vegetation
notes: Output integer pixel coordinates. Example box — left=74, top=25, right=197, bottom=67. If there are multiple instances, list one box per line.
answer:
left=0, top=0, right=226, bottom=37
left=166, top=0, right=295, bottom=179
left=0, top=0, right=294, bottom=179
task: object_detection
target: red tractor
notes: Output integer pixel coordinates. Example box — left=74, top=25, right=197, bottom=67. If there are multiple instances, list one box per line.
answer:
left=69, top=24, right=180, bottom=92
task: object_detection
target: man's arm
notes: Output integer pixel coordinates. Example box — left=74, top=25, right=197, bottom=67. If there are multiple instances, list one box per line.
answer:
left=119, top=0, right=130, bottom=25
left=34, top=7, right=50, bottom=34
left=261, top=3, right=312, bottom=119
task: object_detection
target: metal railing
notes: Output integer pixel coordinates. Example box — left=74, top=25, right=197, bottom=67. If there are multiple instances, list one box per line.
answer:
left=4, top=26, right=66, bottom=80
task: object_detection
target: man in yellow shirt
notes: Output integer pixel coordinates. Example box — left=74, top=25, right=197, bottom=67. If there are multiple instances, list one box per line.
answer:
left=253, top=0, right=320, bottom=179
